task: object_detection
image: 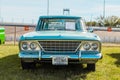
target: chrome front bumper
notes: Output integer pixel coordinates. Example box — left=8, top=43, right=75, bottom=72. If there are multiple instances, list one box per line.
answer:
left=19, top=51, right=102, bottom=63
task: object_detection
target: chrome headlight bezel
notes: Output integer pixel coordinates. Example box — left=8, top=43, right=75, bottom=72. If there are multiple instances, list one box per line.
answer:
left=91, top=42, right=99, bottom=50
left=21, top=42, right=29, bottom=50
left=83, top=42, right=91, bottom=50
left=80, top=41, right=101, bottom=51
left=30, top=42, right=38, bottom=50
left=20, top=41, right=40, bottom=51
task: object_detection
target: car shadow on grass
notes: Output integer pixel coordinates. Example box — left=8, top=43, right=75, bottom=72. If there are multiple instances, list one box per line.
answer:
left=0, top=54, right=92, bottom=80
left=34, top=63, right=90, bottom=80
left=108, top=53, right=120, bottom=67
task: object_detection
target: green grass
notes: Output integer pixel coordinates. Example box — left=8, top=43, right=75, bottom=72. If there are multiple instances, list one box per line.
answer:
left=0, top=44, right=120, bottom=80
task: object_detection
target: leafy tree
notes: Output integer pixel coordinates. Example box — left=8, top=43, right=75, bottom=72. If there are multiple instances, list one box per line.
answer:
left=86, top=21, right=97, bottom=26
left=97, top=16, right=120, bottom=27
left=96, top=16, right=104, bottom=26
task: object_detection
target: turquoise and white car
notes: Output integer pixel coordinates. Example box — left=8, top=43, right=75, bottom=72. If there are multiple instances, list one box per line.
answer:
left=19, top=16, right=102, bottom=71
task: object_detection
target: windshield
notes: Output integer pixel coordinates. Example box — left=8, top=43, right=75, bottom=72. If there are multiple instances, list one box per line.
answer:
left=36, top=18, right=85, bottom=31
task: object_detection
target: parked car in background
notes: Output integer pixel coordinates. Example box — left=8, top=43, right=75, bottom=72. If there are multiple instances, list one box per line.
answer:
left=0, top=27, right=5, bottom=44
left=18, top=16, right=102, bottom=71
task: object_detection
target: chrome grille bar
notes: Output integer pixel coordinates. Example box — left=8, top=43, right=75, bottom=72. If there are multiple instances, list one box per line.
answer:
left=39, top=41, right=81, bottom=53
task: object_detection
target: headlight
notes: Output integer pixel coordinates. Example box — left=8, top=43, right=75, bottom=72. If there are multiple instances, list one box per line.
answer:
left=80, top=41, right=100, bottom=51
left=91, top=43, right=98, bottom=50
left=20, top=41, right=40, bottom=51
left=30, top=42, right=37, bottom=50
left=83, top=42, right=91, bottom=50
left=22, top=42, right=29, bottom=50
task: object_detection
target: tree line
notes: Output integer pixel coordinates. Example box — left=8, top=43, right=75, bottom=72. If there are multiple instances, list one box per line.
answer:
left=86, top=16, right=120, bottom=27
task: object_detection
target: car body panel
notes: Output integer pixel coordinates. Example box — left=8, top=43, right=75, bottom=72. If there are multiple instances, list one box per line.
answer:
left=20, top=31, right=100, bottom=41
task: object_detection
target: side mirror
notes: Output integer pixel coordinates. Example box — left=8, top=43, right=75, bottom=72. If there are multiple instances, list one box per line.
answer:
left=87, top=27, right=94, bottom=33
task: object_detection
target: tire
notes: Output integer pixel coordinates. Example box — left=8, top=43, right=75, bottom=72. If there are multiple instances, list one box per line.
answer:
left=0, top=40, right=1, bottom=44
left=87, top=63, right=96, bottom=71
left=21, top=60, right=36, bottom=69
left=3, top=41, right=5, bottom=44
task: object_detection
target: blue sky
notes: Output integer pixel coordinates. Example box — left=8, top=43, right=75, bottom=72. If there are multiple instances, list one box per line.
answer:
left=0, top=0, right=120, bottom=23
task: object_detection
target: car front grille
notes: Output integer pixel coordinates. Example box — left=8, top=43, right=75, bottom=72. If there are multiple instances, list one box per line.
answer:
left=39, top=40, right=81, bottom=53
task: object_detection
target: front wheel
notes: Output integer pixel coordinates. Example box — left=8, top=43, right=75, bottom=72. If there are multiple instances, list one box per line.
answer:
left=21, top=60, right=36, bottom=69
left=3, top=41, right=5, bottom=44
left=0, top=40, right=1, bottom=44
left=87, top=63, right=96, bottom=71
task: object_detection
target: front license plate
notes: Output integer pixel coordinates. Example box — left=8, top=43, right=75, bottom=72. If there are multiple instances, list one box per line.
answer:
left=52, top=56, right=68, bottom=65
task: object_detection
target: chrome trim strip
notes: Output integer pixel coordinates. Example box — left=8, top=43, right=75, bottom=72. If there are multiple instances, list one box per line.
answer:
left=39, top=51, right=41, bottom=60
left=78, top=50, right=81, bottom=60
left=75, top=43, right=81, bottom=52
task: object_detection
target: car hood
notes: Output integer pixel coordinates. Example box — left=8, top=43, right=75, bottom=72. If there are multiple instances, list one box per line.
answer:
left=20, top=31, right=100, bottom=41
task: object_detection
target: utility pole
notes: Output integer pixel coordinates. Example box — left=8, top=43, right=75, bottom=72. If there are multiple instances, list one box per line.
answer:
left=103, top=0, right=105, bottom=19
left=47, top=0, right=49, bottom=15
left=0, top=0, right=1, bottom=21
left=103, top=0, right=106, bottom=27
left=0, top=6, right=1, bottom=19
left=14, top=26, right=16, bottom=46
left=90, top=14, right=93, bottom=26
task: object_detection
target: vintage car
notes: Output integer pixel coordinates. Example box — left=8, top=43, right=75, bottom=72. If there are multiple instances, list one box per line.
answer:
left=0, top=27, right=5, bottom=44
left=18, top=16, right=102, bottom=71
